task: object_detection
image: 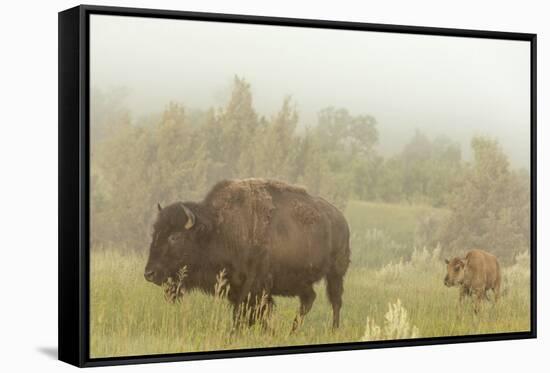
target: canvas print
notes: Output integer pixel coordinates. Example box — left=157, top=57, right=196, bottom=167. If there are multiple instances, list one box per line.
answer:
left=89, top=14, right=532, bottom=358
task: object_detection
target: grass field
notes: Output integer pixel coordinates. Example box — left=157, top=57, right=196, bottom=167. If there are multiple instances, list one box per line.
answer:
left=89, top=201, right=530, bottom=358
left=345, top=200, right=449, bottom=244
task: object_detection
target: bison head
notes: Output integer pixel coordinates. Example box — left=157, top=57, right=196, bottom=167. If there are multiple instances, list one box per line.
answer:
left=444, top=257, right=466, bottom=287
left=144, top=202, right=207, bottom=287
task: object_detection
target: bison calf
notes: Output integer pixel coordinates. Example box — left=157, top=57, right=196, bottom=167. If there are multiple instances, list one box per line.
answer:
left=444, top=249, right=501, bottom=313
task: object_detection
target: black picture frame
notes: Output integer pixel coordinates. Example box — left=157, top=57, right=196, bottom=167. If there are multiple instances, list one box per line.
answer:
left=58, top=4, right=537, bottom=368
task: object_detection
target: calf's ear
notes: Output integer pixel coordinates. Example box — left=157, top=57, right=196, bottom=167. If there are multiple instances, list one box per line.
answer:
left=444, top=258, right=450, bottom=264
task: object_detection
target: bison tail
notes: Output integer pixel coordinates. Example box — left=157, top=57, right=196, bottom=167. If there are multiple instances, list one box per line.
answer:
left=333, top=234, right=351, bottom=276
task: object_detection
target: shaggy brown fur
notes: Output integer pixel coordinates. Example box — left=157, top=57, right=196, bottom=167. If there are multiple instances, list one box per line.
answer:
left=444, top=249, right=501, bottom=312
left=145, top=178, right=351, bottom=331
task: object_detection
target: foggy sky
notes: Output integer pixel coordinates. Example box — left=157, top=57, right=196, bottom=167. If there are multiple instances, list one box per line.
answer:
left=90, top=15, right=531, bottom=167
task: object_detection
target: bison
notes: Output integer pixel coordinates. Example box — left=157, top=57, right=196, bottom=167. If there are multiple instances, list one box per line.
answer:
left=444, top=249, right=501, bottom=312
left=144, top=178, right=351, bottom=331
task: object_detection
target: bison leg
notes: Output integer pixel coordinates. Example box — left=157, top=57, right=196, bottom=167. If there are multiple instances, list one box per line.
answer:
left=230, top=279, right=257, bottom=330
left=291, top=287, right=316, bottom=333
left=229, top=278, right=256, bottom=332
left=249, top=292, right=274, bottom=330
left=493, top=284, right=501, bottom=304
left=472, top=288, right=484, bottom=314
left=326, top=272, right=344, bottom=329
left=230, top=249, right=270, bottom=329
left=231, top=290, right=274, bottom=333
left=459, top=286, right=468, bottom=304
left=230, top=299, right=245, bottom=332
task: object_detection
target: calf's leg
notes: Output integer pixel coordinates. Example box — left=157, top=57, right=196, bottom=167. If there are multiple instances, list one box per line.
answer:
left=459, top=286, right=468, bottom=304
left=493, top=284, right=501, bottom=304
left=472, top=288, right=485, bottom=314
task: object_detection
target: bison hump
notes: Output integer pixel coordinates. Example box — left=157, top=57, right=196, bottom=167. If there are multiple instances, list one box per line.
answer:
left=206, top=179, right=279, bottom=247
left=292, top=199, right=320, bottom=225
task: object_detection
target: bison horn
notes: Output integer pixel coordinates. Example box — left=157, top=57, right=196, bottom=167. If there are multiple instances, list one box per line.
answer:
left=180, top=203, right=196, bottom=229
left=157, top=202, right=163, bottom=212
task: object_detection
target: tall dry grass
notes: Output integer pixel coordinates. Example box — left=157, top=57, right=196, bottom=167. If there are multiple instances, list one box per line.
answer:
left=89, top=202, right=530, bottom=358
left=90, top=247, right=529, bottom=358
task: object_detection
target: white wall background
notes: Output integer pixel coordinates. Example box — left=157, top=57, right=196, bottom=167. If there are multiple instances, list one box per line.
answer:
left=0, top=0, right=546, bottom=371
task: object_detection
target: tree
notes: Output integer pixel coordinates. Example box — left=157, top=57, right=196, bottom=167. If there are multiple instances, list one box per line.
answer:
left=438, top=136, right=530, bottom=262
left=254, top=97, right=299, bottom=179
left=297, top=107, right=379, bottom=209
left=317, top=107, right=378, bottom=157
left=218, top=76, right=259, bottom=177
left=396, top=131, right=461, bottom=205
left=373, top=156, right=405, bottom=202
left=89, top=77, right=391, bottom=250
